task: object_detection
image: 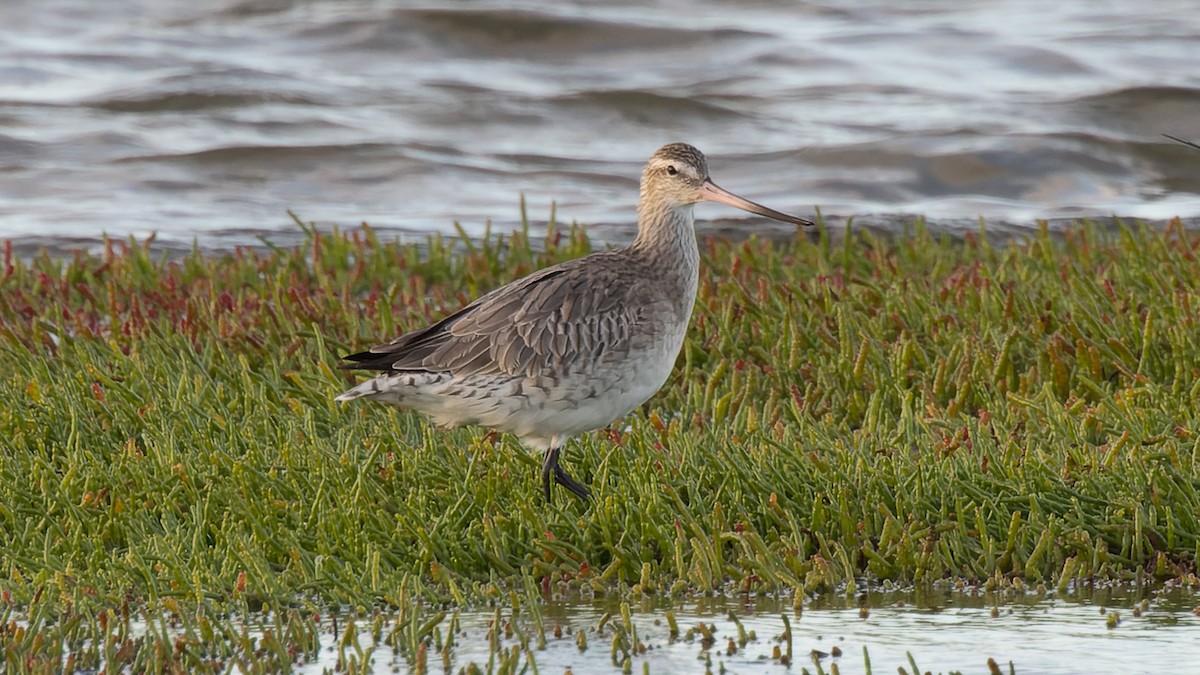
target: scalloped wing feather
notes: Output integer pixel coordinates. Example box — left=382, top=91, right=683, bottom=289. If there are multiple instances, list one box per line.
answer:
left=341, top=253, right=643, bottom=378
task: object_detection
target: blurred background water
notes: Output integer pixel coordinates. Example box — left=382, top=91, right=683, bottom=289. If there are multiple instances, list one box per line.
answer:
left=3, top=0, right=1200, bottom=251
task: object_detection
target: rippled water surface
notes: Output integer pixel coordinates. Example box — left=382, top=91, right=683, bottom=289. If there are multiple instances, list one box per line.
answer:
left=4, top=0, right=1200, bottom=249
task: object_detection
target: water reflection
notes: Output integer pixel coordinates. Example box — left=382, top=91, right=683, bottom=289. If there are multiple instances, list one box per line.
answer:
left=309, top=584, right=1200, bottom=674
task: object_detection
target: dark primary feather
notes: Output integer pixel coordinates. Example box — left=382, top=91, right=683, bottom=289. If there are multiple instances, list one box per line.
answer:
left=340, top=252, right=651, bottom=378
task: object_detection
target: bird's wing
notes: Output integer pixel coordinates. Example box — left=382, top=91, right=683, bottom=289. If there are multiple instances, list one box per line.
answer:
left=341, top=253, right=646, bottom=378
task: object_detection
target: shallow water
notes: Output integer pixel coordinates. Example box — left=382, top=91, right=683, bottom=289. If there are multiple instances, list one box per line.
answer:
left=3, top=0, right=1200, bottom=251
left=307, top=585, right=1200, bottom=674
left=12, top=585, right=1199, bottom=672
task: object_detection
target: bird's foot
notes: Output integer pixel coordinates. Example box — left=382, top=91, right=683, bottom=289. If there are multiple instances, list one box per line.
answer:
left=541, top=446, right=591, bottom=502
left=554, top=464, right=592, bottom=500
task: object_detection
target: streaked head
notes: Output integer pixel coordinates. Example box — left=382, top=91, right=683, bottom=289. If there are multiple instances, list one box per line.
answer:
left=641, top=143, right=813, bottom=227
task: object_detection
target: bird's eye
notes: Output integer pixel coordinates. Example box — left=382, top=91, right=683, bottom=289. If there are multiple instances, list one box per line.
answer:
left=666, top=165, right=678, bottom=176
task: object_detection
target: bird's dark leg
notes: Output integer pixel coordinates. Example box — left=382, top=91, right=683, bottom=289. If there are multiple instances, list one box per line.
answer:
left=541, top=444, right=592, bottom=502
left=541, top=445, right=559, bottom=503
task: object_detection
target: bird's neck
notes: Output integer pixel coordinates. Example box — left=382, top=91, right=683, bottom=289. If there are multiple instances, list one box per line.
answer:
left=629, top=201, right=701, bottom=316
left=632, top=201, right=698, bottom=258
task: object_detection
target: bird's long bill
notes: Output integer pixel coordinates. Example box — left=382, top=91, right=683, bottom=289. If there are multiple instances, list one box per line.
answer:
left=1164, top=134, right=1200, bottom=151
left=699, top=179, right=814, bottom=227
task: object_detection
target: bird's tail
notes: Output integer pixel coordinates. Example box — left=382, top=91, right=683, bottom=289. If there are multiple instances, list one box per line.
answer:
left=334, top=378, right=385, bottom=402
left=335, top=371, right=448, bottom=404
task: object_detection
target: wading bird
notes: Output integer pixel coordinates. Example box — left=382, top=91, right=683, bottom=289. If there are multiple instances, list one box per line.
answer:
left=336, top=143, right=813, bottom=501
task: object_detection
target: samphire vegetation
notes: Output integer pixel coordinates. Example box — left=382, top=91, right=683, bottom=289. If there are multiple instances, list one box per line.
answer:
left=1, top=213, right=1198, bottom=671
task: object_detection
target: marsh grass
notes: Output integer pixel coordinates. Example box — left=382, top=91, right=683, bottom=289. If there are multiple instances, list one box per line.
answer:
left=2, top=212, right=1199, bottom=670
